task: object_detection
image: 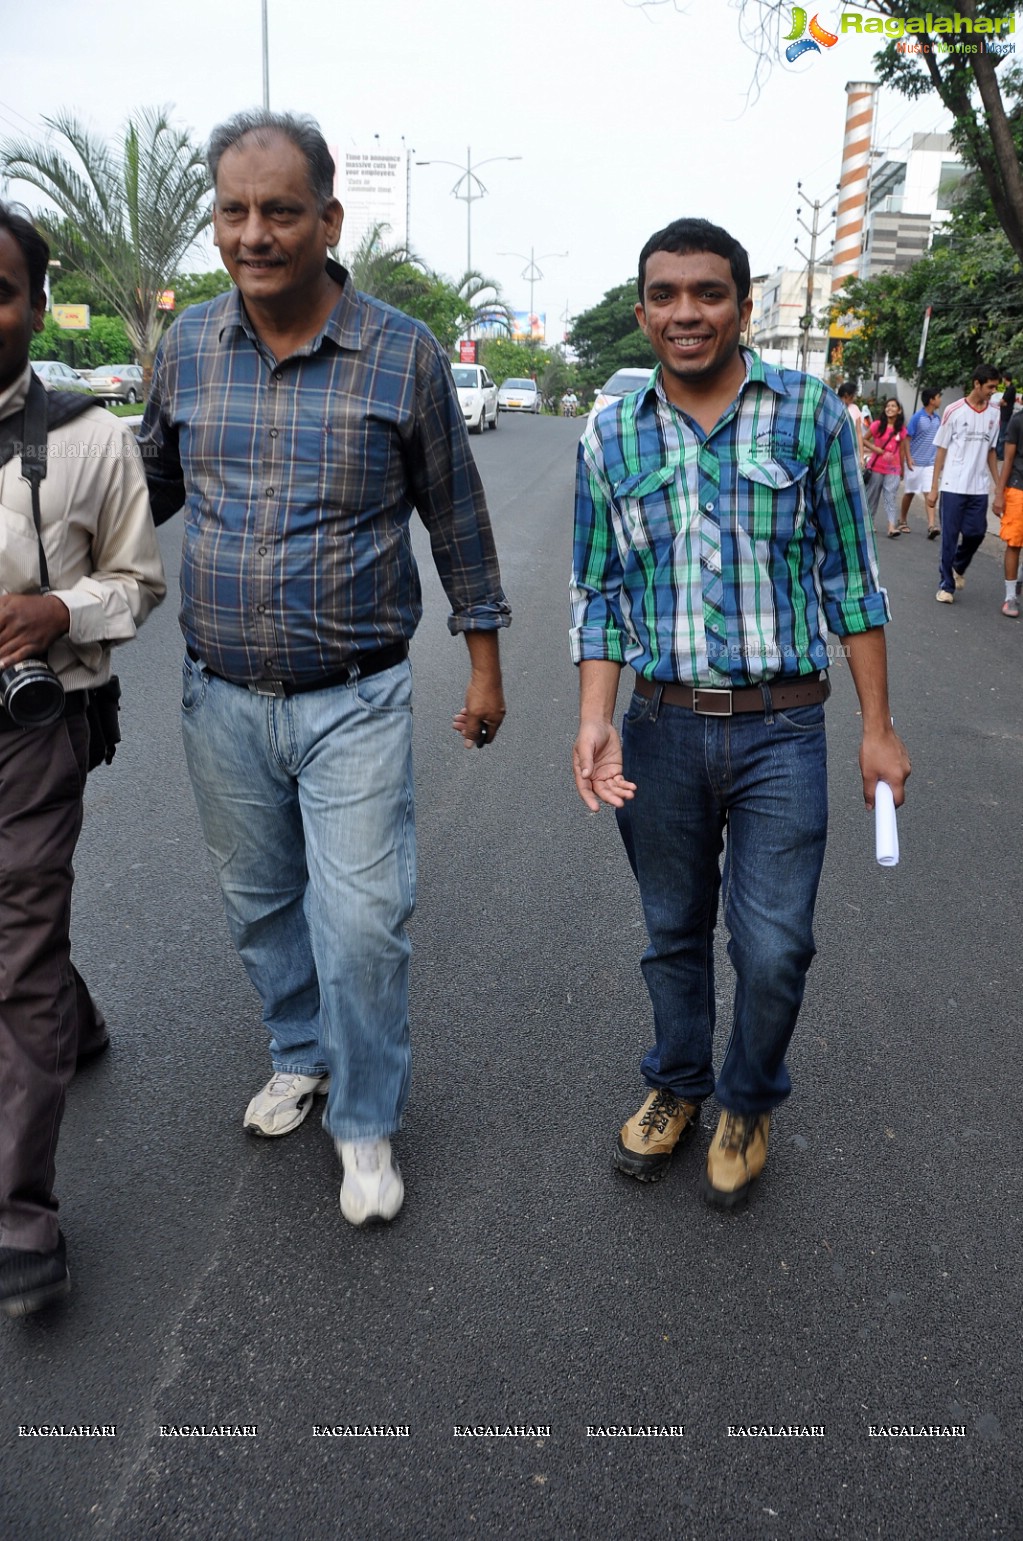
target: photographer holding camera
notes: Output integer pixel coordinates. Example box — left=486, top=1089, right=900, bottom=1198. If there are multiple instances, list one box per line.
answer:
left=0, top=203, right=165, bottom=1318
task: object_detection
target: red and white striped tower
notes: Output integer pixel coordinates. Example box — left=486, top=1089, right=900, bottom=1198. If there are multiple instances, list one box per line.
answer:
left=831, top=80, right=877, bottom=292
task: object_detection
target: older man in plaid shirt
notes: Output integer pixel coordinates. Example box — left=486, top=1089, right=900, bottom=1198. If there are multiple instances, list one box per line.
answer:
left=571, top=218, right=909, bottom=1207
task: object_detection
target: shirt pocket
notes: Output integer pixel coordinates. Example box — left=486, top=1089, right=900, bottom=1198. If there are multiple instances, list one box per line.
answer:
left=737, top=456, right=809, bottom=541
left=610, top=462, right=685, bottom=550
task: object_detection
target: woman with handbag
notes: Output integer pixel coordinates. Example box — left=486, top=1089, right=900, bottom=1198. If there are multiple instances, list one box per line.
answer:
left=865, top=398, right=910, bottom=538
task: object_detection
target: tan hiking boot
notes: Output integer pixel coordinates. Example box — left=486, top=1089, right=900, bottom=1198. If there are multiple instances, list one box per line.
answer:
left=615, top=1088, right=701, bottom=1182
left=702, top=1110, right=771, bottom=1208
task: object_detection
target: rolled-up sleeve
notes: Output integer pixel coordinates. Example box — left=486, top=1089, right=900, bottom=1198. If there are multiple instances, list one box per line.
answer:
left=406, top=337, right=511, bottom=635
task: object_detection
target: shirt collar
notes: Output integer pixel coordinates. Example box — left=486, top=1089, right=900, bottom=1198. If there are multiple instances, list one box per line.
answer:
left=0, top=362, right=33, bottom=423
left=650, top=347, right=788, bottom=417
left=216, top=258, right=363, bottom=354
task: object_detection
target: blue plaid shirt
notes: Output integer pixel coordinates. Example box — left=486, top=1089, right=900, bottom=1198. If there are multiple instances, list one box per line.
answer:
left=140, top=261, right=510, bottom=684
left=571, top=351, right=889, bottom=686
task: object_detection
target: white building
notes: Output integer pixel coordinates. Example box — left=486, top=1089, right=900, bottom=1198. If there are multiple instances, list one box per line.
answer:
left=751, top=262, right=833, bottom=374
left=860, top=131, right=965, bottom=277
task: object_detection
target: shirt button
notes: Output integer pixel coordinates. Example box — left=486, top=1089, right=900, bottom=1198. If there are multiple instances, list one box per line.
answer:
left=258, top=545, right=267, bottom=555
left=266, top=488, right=274, bottom=498
left=257, top=604, right=266, bottom=613
left=269, top=428, right=279, bottom=439
left=264, top=659, right=274, bottom=669
left=273, top=370, right=282, bottom=381
left=704, top=502, right=715, bottom=512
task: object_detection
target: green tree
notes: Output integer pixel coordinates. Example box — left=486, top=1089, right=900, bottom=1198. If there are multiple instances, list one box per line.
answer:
left=726, top=1, right=1023, bottom=263
left=170, top=270, right=234, bottom=313
left=568, top=281, right=655, bottom=398
left=2, top=107, right=211, bottom=380
left=826, top=231, right=1023, bottom=388
left=30, top=312, right=134, bottom=370
left=346, top=224, right=511, bottom=351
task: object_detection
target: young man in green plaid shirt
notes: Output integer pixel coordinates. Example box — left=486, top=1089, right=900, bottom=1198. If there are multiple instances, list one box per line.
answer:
left=571, top=218, right=910, bottom=1207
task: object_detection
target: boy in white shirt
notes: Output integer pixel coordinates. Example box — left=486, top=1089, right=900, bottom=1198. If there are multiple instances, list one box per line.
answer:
left=927, top=365, right=1000, bottom=603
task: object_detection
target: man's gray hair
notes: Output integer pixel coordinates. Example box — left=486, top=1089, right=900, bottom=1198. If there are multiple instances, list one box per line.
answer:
left=207, top=110, right=336, bottom=208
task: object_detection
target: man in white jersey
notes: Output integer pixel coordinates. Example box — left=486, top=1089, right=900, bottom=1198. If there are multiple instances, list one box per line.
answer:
left=927, top=364, right=1000, bottom=604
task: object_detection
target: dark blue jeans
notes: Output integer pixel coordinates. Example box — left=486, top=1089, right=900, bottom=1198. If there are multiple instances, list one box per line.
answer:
left=617, top=686, right=828, bottom=1115
left=937, top=492, right=988, bottom=594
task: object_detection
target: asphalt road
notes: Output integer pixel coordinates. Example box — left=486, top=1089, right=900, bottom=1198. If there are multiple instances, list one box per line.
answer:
left=1, top=412, right=1020, bottom=1540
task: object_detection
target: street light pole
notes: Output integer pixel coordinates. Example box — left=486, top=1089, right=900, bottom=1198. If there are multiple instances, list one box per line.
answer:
left=260, top=0, right=270, bottom=109
left=416, top=148, right=522, bottom=274
left=498, top=247, right=568, bottom=338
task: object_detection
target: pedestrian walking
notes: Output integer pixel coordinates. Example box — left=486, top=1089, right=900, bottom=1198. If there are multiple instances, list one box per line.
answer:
left=901, top=388, right=942, bottom=537
left=0, top=203, right=165, bottom=1317
left=996, top=376, right=1015, bottom=462
left=927, top=365, right=1000, bottom=604
left=864, top=398, right=909, bottom=538
left=139, top=110, right=509, bottom=1227
left=571, top=216, right=909, bottom=1209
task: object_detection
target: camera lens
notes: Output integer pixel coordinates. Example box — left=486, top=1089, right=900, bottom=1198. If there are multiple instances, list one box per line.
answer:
left=0, top=661, right=65, bottom=727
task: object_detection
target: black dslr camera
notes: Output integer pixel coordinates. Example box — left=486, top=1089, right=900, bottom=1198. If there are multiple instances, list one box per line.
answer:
left=0, top=657, right=65, bottom=727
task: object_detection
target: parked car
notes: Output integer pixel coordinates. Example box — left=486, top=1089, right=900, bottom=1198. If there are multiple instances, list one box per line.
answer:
left=30, top=360, right=92, bottom=395
left=497, top=377, right=541, bottom=414
left=586, top=367, right=653, bottom=428
left=450, top=363, right=499, bottom=433
left=87, top=363, right=143, bottom=405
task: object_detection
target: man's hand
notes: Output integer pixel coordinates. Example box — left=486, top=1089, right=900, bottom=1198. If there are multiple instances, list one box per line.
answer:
left=452, top=630, right=506, bottom=747
left=0, top=594, right=70, bottom=669
left=993, top=488, right=1005, bottom=516
left=573, top=719, right=637, bottom=812
left=452, top=675, right=506, bottom=747
left=860, top=723, right=911, bottom=810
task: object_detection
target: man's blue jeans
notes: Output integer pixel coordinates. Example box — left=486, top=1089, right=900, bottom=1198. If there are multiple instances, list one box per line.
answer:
left=617, top=685, right=828, bottom=1116
left=181, top=653, right=415, bottom=1141
left=937, top=492, right=988, bottom=594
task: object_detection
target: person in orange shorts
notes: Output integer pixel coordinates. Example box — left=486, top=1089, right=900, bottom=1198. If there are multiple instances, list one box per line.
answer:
left=993, top=404, right=1023, bottom=618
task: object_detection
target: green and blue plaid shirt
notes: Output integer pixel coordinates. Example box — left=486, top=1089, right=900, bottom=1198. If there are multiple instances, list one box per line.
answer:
left=571, top=351, right=889, bottom=686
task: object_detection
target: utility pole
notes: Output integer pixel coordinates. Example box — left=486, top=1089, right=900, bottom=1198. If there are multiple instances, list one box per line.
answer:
left=794, top=182, right=836, bottom=375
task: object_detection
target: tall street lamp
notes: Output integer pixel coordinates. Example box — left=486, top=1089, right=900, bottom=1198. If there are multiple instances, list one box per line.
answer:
left=498, top=246, right=568, bottom=337
left=416, top=148, right=522, bottom=274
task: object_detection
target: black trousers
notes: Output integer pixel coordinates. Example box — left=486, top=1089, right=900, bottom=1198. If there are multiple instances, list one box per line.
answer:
left=0, top=711, right=103, bottom=1251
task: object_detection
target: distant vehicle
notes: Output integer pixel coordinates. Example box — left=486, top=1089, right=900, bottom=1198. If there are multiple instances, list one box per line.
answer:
left=586, top=367, right=653, bottom=428
left=497, top=377, right=541, bottom=414
left=87, top=363, right=143, bottom=405
left=30, top=360, right=92, bottom=395
left=451, top=363, right=499, bottom=434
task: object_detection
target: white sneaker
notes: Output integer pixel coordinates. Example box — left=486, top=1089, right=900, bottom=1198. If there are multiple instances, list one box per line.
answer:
left=935, top=589, right=954, bottom=604
left=953, top=569, right=966, bottom=590
left=243, top=1072, right=329, bottom=1137
left=337, top=1139, right=404, bottom=1226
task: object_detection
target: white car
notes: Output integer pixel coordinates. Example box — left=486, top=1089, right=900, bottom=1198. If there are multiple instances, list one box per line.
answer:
left=30, top=360, right=92, bottom=395
left=451, top=363, right=499, bottom=434
left=497, top=377, right=541, bottom=414
left=586, top=367, right=653, bottom=428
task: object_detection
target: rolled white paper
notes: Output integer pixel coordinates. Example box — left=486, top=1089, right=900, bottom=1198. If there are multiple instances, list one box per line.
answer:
left=874, top=780, right=899, bottom=867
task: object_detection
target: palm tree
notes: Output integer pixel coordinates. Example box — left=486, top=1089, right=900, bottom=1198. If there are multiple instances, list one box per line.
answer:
left=2, top=107, right=211, bottom=384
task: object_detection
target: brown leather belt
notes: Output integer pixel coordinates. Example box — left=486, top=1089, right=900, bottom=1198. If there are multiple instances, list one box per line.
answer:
left=633, top=674, right=829, bottom=717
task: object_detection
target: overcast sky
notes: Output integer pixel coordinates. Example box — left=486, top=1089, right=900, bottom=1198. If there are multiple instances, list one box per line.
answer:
left=1, top=0, right=956, bottom=335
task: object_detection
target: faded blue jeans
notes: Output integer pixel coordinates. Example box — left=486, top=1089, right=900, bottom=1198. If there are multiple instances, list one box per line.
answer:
left=617, top=684, right=828, bottom=1115
left=181, top=653, right=415, bottom=1141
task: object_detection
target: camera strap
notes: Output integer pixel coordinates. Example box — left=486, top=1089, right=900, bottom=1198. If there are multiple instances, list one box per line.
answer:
left=21, top=373, right=52, bottom=592
left=0, top=374, right=97, bottom=595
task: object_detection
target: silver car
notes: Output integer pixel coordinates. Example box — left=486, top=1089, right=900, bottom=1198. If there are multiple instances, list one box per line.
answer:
left=87, top=363, right=143, bottom=405
left=31, top=360, right=92, bottom=395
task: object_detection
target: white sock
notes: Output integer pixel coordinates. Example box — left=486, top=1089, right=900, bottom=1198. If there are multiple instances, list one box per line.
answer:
left=1009, top=579, right=1020, bottom=601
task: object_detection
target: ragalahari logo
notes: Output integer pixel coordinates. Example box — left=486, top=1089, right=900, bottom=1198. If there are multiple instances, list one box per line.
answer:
left=784, top=8, right=840, bottom=61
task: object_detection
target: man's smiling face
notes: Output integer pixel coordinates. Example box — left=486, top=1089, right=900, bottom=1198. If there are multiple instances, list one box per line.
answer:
left=212, top=132, right=342, bottom=314
left=635, top=250, right=752, bottom=403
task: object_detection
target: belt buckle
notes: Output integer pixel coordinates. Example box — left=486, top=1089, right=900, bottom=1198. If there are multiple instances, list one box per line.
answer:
left=691, top=687, right=733, bottom=717
left=248, top=679, right=288, bottom=698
